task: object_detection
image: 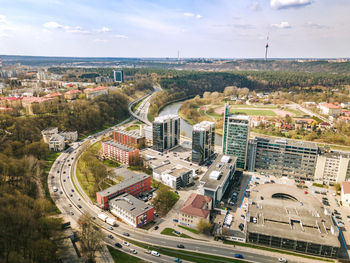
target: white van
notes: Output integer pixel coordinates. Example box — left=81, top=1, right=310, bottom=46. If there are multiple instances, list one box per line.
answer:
left=151, top=251, right=160, bottom=257
left=53, top=186, right=58, bottom=192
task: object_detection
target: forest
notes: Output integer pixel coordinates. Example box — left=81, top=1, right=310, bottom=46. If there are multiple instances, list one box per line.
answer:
left=0, top=91, right=130, bottom=263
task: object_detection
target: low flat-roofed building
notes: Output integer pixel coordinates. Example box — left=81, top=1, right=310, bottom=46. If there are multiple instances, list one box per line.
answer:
left=113, top=128, right=145, bottom=148
left=199, top=154, right=237, bottom=208
left=41, top=127, right=58, bottom=143
left=49, top=134, right=65, bottom=151
left=96, top=168, right=150, bottom=209
left=179, top=193, right=212, bottom=229
left=153, top=163, right=193, bottom=189
left=246, top=184, right=340, bottom=258
left=64, top=89, right=81, bottom=100
left=59, top=131, right=78, bottom=143
left=109, top=193, right=154, bottom=228
left=319, top=103, right=342, bottom=116
left=101, top=140, right=139, bottom=165
left=84, top=86, right=108, bottom=99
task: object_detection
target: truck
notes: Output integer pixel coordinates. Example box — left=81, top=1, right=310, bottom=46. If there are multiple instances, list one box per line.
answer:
left=106, top=217, right=117, bottom=226
left=97, top=213, right=108, bottom=222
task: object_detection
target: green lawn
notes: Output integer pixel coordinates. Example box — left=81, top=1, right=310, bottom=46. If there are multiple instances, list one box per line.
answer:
left=161, top=228, right=195, bottom=239
left=230, top=109, right=277, bottom=116
left=107, top=246, right=148, bottom=263
left=125, top=124, right=140, bottom=131
left=229, top=104, right=278, bottom=109
left=178, top=225, right=200, bottom=234
left=283, top=108, right=304, bottom=117
left=103, top=159, right=121, bottom=168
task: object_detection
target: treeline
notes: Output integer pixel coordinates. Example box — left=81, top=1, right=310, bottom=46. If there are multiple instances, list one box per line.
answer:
left=0, top=91, right=130, bottom=262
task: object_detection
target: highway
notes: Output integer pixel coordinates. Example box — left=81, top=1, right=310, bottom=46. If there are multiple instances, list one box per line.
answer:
left=48, top=92, right=316, bottom=263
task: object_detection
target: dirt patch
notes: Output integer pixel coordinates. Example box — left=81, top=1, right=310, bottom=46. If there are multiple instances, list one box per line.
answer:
left=214, top=106, right=224, bottom=115
left=273, top=109, right=295, bottom=117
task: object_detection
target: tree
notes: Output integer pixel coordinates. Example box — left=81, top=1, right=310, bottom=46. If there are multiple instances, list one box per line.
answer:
left=196, top=219, right=213, bottom=235
left=151, top=186, right=178, bottom=216
left=78, top=212, right=104, bottom=263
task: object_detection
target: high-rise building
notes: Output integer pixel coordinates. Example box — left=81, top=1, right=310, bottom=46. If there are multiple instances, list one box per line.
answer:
left=192, top=121, right=216, bottom=165
left=222, top=103, right=250, bottom=169
left=152, top=114, right=180, bottom=152
left=113, top=70, right=124, bottom=83
left=248, top=136, right=318, bottom=180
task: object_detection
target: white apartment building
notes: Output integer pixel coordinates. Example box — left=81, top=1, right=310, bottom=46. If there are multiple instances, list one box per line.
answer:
left=153, top=163, right=193, bottom=189
left=49, top=134, right=65, bottom=151
left=59, top=131, right=78, bottom=143
left=41, top=127, right=58, bottom=143
left=341, top=182, right=350, bottom=207
left=319, top=103, right=342, bottom=116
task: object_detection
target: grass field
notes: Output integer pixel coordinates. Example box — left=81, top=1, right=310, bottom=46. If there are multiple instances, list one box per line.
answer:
left=283, top=108, right=304, bottom=117
left=230, top=109, right=277, bottom=116
left=160, top=228, right=195, bottom=239
left=178, top=225, right=200, bottom=234
left=107, top=246, right=148, bottom=263
left=125, top=124, right=140, bottom=131
left=229, top=103, right=278, bottom=109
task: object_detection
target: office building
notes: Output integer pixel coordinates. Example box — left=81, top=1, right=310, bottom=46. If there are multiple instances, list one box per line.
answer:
left=96, top=168, right=151, bottom=209
left=179, top=193, right=212, bottom=229
left=113, top=128, right=145, bottom=148
left=222, top=103, right=250, bottom=169
left=49, top=134, right=65, bottom=151
left=192, top=121, right=216, bottom=165
left=113, top=70, right=124, bottom=83
left=341, top=182, right=350, bottom=207
left=109, top=193, right=154, bottom=228
left=101, top=140, right=139, bottom=165
left=199, top=154, right=236, bottom=208
left=314, top=151, right=350, bottom=185
left=143, top=125, right=153, bottom=146
left=41, top=127, right=59, bottom=143
left=153, top=163, right=193, bottom=189
left=247, top=184, right=340, bottom=258
left=152, top=114, right=180, bottom=152
left=248, top=137, right=318, bottom=180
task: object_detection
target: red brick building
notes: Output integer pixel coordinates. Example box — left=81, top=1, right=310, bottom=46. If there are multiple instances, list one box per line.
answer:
left=101, top=140, right=139, bottom=165
left=96, top=169, right=151, bottom=209
left=113, top=128, right=145, bottom=148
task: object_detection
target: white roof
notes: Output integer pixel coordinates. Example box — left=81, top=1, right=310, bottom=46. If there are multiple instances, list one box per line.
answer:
left=154, top=114, right=179, bottom=123
left=209, top=170, right=221, bottom=180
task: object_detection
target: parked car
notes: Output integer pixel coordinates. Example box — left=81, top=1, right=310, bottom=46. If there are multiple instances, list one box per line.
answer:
left=108, top=235, right=113, bottom=239
left=173, top=219, right=179, bottom=222
left=115, top=243, right=122, bottom=248
left=173, top=230, right=181, bottom=236
left=77, top=204, right=82, bottom=208
left=154, top=226, right=159, bottom=230
left=234, top=254, right=244, bottom=259
left=123, top=232, right=130, bottom=237
left=177, top=244, right=185, bottom=248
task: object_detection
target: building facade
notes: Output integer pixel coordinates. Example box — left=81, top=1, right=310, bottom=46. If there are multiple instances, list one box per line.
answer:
left=248, top=137, right=318, bottom=180
left=96, top=169, right=151, bottom=209
left=49, top=134, right=65, bottom=151
left=179, top=193, right=212, bottom=229
left=341, top=182, right=350, bottom=207
left=41, top=127, right=59, bottom=143
left=152, top=114, right=180, bottom=152
left=113, top=128, right=145, bottom=148
left=109, top=193, right=154, bottom=228
left=192, top=121, right=216, bottom=165
left=222, top=103, right=250, bottom=169
left=84, top=86, right=108, bottom=99
left=319, top=103, right=342, bottom=116
left=314, top=152, right=350, bottom=185
left=59, top=131, right=78, bottom=143
left=199, top=155, right=237, bottom=208
left=101, top=140, right=139, bottom=165
left=113, top=70, right=124, bottom=83
left=153, top=163, right=193, bottom=189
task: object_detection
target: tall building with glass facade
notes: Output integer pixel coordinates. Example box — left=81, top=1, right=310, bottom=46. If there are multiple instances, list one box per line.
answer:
left=192, top=121, right=216, bottom=165
left=152, top=114, right=180, bottom=152
left=222, top=103, right=250, bottom=169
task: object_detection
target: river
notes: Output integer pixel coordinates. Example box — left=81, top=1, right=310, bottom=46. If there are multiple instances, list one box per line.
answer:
left=158, top=101, right=222, bottom=146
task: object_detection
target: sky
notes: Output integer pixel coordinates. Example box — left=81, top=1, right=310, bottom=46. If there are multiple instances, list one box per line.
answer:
left=0, top=0, right=349, bottom=58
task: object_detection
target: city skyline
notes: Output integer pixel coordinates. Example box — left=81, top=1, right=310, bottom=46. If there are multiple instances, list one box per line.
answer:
left=0, top=0, right=350, bottom=58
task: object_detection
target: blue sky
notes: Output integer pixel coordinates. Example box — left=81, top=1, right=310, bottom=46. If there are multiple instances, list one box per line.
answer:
left=0, top=0, right=349, bottom=58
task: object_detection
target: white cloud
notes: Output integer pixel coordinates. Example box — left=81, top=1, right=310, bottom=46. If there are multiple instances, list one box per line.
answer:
left=183, top=12, right=195, bottom=17
left=43, top=21, right=63, bottom=29
left=271, top=0, right=312, bottom=9
left=271, top=21, right=291, bottom=28
left=0, top=15, right=6, bottom=24
left=113, top=34, right=128, bottom=39
left=196, top=14, right=202, bottom=19
left=94, top=38, right=108, bottom=43
left=249, top=2, right=262, bottom=11
left=98, top=26, right=110, bottom=33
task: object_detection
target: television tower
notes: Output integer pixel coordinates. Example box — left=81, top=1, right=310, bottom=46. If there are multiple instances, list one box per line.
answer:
left=265, top=34, right=269, bottom=61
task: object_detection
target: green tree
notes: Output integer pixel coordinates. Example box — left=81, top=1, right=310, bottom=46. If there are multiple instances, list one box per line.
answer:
left=196, top=219, right=213, bottom=235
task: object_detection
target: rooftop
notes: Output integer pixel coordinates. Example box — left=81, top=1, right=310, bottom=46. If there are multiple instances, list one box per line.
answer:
left=153, top=163, right=191, bottom=178
left=114, top=128, right=143, bottom=139
left=109, top=193, right=153, bottom=217
left=154, top=114, right=179, bottom=123
left=193, top=121, right=216, bottom=131
left=247, top=184, right=340, bottom=247
left=65, top=89, right=81, bottom=95
left=255, top=136, right=318, bottom=150
left=97, top=168, right=149, bottom=198
left=320, top=103, right=342, bottom=109
left=84, top=86, right=108, bottom=93
left=102, top=140, right=137, bottom=152
left=200, top=154, right=236, bottom=191
left=180, top=193, right=211, bottom=218
left=342, top=181, right=350, bottom=194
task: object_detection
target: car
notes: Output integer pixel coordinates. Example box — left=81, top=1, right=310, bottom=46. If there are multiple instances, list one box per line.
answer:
left=129, top=249, right=137, bottom=254
left=69, top=204, right=72, bottom=207
left=145, top=250, right=151, bottom=254
left=332, top=193, right=336, bottom=196
left=63, top=179, right=66, bottom=182
left=77, top=204, right=82, bottom=208
left=174, top=258, right=182, bottom=263
left=78, top=198, right=81, bottom=201
left=71, top=189, right=74, bottom=192
left=123, top=232, right=130, bottom=237
left=68, top=164, right=71, bottom=166
left=154, top=226, right=159, bottom=230
left=278, top=258, right=287, bottom=262
left=174, top=191, right=179, bottom=195
left=115, top=243, right=122, bottom=248
left=109, top=226, right=113, bottom=230
left=123, top=241, right=130, bottom=247
left=173, top=230, right=181, bottom=236
left=151, top=251, right=160, bottom=257
left=347, top=216, right=350, bottom=221
left=71, top=157, right=74, bottom=160
left=63, top=171, right=66, bottom=174
left=70, top=211, right=74, bottom=215
left=336, top=215, right=342, bottom=220
left=154, top=213, right=159, bottom=217
left=91, top=216, right=96, bottom=220
left=108, top=235, right=114, bottom=239
left=234, top=254, right=244, bottom=259
left=59, top=191, right=63, bottom=194
left=57, top=170, right=60, bottom=173
left=334, top=209, right=340, bottom=214
left=69, top=194, right=73, bottom=197
left=173, top=219, right=179, bottom=222
left=177, top=244, right=185, bottom=248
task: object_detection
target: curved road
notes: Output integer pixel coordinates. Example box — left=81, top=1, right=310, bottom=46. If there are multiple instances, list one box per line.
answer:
left=48, top=93, right=319, bottom=263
